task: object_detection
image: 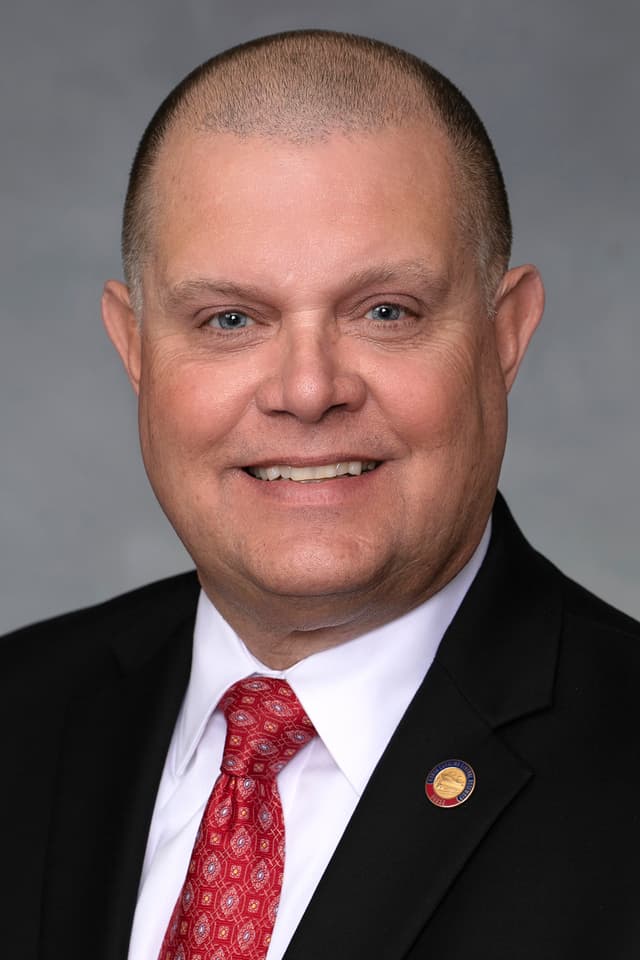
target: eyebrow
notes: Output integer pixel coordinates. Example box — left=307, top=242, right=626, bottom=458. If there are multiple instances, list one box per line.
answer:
left=160, top=259, right=450, bottom=312
left=160, top=278, right=268, bottom=313
left=342, top=260, right=450, bottom=299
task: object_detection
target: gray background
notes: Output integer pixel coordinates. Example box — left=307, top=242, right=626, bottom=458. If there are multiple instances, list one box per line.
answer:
left=1, top=0, right=638, bottom=634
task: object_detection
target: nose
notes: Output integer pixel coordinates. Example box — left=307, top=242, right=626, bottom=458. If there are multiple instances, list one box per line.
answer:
left=255, top=317, right=367, bottom=423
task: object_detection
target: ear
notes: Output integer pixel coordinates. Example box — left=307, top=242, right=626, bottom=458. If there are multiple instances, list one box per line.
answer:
left=101, top=280, right=142, bottom=395
left=492, top=264, right=545, bottom=393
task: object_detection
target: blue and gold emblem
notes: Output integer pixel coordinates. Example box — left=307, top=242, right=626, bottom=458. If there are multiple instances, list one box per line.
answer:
left=425, top=759, right=475, bottom=808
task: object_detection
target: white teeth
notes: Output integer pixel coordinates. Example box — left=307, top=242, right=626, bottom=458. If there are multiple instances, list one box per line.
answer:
left=290, top=465, right=321, bottom=481
left=248, top=461, right=380, bottom=482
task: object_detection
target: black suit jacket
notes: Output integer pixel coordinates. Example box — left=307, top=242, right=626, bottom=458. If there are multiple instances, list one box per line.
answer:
left=3, top=495, right=639, bottom=958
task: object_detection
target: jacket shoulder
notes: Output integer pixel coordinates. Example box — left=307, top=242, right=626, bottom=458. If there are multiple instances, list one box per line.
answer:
left=556, top=567, right=640, bottom=641
left=0, top=570, right=200, bottom=678
left=546, top=564, right=640, bottom=697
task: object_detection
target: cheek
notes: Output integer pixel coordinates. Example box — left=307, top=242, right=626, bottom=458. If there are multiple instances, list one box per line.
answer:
left=370, top=339, right=483, bottom=450
left=139, top=354, right=251, bottom=465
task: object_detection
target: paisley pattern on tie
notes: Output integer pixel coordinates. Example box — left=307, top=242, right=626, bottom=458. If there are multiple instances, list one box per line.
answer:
left=158, top=677, right=316, bottom=960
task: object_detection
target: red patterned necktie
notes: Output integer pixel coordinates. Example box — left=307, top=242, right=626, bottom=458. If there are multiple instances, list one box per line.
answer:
left=158, top=676, right=316, bottom=960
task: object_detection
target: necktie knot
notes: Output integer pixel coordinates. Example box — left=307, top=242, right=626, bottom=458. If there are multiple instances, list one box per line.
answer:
left=220, top=676, right=315, bottom=779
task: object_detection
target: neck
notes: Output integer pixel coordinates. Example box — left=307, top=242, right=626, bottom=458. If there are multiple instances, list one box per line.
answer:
left=197, top=535, right=484, bottom=669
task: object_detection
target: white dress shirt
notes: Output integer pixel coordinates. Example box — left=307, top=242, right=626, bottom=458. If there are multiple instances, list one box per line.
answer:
left=128, top=522, right=490, bottom=960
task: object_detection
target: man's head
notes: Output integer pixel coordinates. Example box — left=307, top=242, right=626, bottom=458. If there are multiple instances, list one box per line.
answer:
left=121, top=31, right=512, bottom=313
left=103, top=31, right=544, bottom=665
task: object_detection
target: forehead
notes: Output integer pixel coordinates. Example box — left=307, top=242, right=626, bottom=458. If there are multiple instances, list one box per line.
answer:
left=147, top=123, right=464, bottom=293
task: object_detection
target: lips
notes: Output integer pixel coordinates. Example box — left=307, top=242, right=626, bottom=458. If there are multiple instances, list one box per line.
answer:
left=245, top=461, right=380, bottom=482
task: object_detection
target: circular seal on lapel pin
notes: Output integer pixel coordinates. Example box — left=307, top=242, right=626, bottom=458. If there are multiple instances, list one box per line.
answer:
left=425, top=759, right=475, bottom=808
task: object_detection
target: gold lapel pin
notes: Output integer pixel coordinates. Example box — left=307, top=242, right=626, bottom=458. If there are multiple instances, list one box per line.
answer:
left=425, top=759, right=476, bottom=808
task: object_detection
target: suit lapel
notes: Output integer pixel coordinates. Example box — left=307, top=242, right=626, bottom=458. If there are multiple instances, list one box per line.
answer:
left=285, top=661, right=532, bottom=960
left=285, top=497, right=563, bottom=960
left=39, top=577, right=199, bottom=960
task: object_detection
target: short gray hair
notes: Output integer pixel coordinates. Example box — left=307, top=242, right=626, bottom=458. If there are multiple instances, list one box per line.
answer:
left=122, top=30, right=512, bottom=312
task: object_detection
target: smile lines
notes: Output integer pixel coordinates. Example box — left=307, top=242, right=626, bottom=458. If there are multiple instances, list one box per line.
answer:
left=246, top=461, right=380, bottom=482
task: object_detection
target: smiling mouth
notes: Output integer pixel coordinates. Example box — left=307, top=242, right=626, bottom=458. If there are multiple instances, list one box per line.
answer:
left=245, top=461, right=381, bottom=482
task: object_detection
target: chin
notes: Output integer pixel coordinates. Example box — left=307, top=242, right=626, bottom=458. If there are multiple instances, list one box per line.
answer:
left=242, top=546, right=386, bottom=600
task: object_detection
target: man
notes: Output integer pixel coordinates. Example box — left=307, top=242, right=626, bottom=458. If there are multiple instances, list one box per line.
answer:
left=3, top=29, right=639, bottom=960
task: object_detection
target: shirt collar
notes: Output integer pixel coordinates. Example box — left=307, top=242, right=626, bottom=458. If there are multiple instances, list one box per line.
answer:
left=173, top=520, right=491, bottom=791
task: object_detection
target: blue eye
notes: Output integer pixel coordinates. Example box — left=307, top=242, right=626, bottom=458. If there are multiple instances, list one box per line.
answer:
left=208, top=311, right=253, bottom=330
left=367, top=303, right=405, bottom=322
